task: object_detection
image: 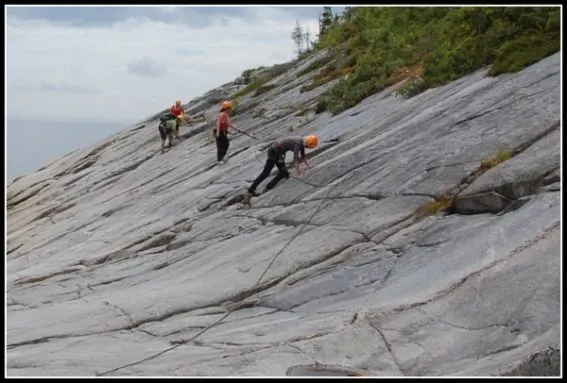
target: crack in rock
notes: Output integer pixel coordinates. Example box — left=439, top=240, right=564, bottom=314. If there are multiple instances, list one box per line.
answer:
left=131, top=241, right=364, bottom=344
left=453, top=121, right=560, bottom=215
left=35, top=202, right=76, bottom=222
left=368, top=323, right=405, bottom=376
left=7, top=181, right=51, bottom=208
left=101, top=204, right=132, bottom=218
left=12, top=265, right=88, bottom=287
left=502, top=346, right=560, bottom=376
left=87, top=277, right=126, bottom=289
left=76, top=231, right=177, bottom=268
left=414, top=308, right=510, bottom=332
left=104, top=300, right=136, bottom=327
left=495, top=198, right=532, bottom=216
left=286, top=363, right=368, bottom=377
left=7, top=243, right=24, bottom=255
left=373, top=220, right=560, bottom=319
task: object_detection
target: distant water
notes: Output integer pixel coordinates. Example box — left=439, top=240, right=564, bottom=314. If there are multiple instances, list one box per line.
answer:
left=6, top=119, right=127, bottom=185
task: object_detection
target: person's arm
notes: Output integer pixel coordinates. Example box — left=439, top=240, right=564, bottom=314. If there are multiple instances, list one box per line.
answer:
left=226, top=115, right=241, bottom=133
left=229, top=124, right=246, bottom=135
left=295, top=160, right=303, bottom=177
left=229, top=120, right=256, bottom=138
left=294, top=146, right=304, bottom=177
left=300, top=145, right=312, bottom=169
left=215, top=115, right=221, bottom=138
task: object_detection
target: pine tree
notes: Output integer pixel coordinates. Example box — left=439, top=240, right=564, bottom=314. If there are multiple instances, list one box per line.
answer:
left=319, top=7, right=334, bottom=37
left=303, top=26, right=311, bottom=52
left=343, top=6, right=354, bottom=20
left=291, top=20, right=304, bottom=57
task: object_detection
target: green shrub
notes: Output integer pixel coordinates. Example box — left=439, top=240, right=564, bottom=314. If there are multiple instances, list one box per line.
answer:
left=252, top=108, right=266, bottom=118
left=418, top=195, right=454, bottom=217
left=252, top=84, right=277, bottom=97
left=395, top=78, right=428, bottom=98
left=480, top=148, right=515, bottom=170
left=487, top=33, right=560, bottom=76
left=296, top=107, right=313, bottom=116
left=300, top=64, right=355, bottom=93
left=309, top=6, right=560, bottom=115
left=241, top=66, right=266, bottom=84
left=232, top=62, right=294, bottom=99
left=314, top=98, right=328, bottom=114
left=232, top=79, right=268, bottom=99
left=297, top=55, right=333, bottom=77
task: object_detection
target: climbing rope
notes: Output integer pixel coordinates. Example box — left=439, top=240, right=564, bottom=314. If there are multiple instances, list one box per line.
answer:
left=254, top=181, right=335, bottom=285
left=96, top=145, right=335, bottom=376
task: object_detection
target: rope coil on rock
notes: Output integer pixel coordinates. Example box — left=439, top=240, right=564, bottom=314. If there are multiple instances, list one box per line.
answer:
left=96, top=142, right=335, bottom=376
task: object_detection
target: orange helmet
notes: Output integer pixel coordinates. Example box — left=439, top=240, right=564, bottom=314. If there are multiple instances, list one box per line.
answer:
left=175, top=100, right=181, bottom=106
left=220, top=101, right=233, bottom=111
left=304, top=135, right=319, bottom=149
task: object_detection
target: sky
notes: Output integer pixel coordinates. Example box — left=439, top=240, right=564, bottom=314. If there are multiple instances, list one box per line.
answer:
left=6, top=5, right=343, bottom=125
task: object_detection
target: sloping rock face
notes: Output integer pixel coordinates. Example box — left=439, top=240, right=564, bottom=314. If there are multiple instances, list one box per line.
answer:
left=6, top=52, right=561, bottom=377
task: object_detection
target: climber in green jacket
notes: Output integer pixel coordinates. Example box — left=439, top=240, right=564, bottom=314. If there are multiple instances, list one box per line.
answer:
left=158, top=113, right=186, bottom=153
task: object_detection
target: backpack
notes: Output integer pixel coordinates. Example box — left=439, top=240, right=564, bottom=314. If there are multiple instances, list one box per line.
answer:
left=159, top=113, right=176, bottom=123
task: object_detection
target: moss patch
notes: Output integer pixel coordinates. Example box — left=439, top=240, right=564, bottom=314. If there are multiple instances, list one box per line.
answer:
left=232, top=79, right=268, bottom=99
left=418, top=195, right=455, bottom=217
left=252, top=84, right=278, bottom=98
left=479, top=148, right=515, bottom=171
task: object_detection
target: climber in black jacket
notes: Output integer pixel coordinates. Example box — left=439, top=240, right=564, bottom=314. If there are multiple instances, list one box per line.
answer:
left=248, top=134, right=319, bottom=196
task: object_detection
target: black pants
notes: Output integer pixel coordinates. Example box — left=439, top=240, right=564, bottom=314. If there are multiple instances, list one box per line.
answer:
left=158, top=123, right=173, bottom=141
left=215, top=130, right=229, bottom=162
left=248, top=148, right=289, bottom=193
left=158, top=124, right=167, bottom=140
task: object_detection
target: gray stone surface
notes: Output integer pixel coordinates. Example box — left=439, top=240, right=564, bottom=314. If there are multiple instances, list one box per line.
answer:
left=454, top=122, right=561, bottom=214
left=6, top=52, right=561, bottom=377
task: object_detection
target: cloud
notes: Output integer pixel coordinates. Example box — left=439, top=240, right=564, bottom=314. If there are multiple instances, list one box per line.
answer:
left=40, top=82, right=101, bottom=94
left=5, top=5, right=335, bottom=29
left=6, top=6, right=342, bottom=123
left=127, top=56, right=168, bottom=78
left=174, top=48, right=205, bottom=57
left=15, top=82, right=101, bottom=94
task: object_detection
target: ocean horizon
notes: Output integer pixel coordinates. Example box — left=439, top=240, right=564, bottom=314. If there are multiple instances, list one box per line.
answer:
left=6, top=118, right=131, bottom=185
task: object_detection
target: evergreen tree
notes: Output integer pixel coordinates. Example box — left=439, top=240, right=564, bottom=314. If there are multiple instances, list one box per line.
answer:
left=319, top=7, right=334, bottom=37
left=342, top=6, right=354, bottom=20
left=291, top=20, right=304, bottom=58
left=304, top=26, right=311, bottom=52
